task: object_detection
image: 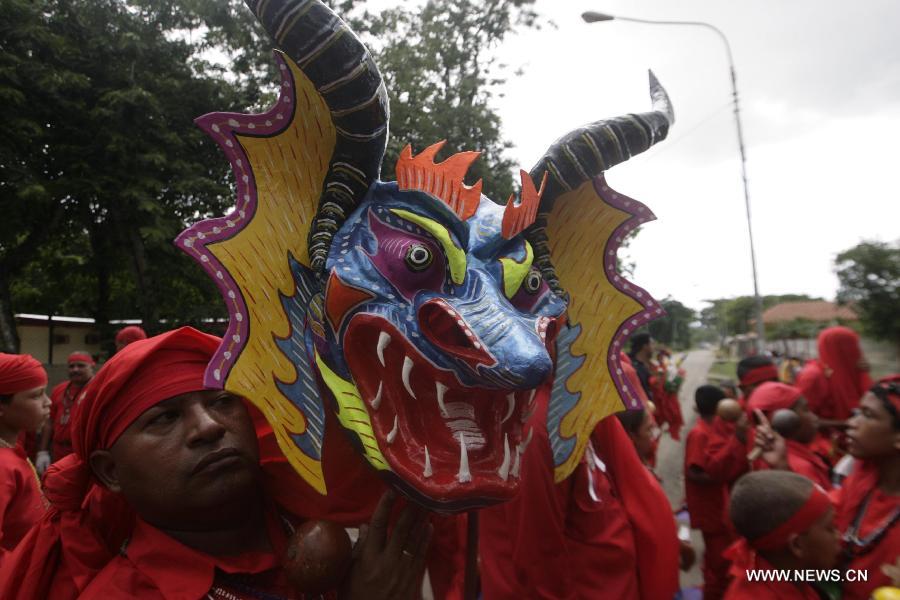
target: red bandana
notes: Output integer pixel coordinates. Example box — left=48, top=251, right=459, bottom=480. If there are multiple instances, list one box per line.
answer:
left=748, top=381, right=802, bottom=417
left=0, top=353, right=48, bottom=395
left=739, top=364, right=779, bottom=387
left=115, top=325, right=148, bottom=346
left=68, top=352, right=95, bottom=366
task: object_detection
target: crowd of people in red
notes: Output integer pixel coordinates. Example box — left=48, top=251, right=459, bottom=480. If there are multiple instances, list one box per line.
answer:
left=0, top=324, right=897, bottom=599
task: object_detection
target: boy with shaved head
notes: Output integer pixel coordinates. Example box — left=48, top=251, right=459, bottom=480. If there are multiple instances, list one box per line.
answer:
left=725, top=470, right=840, bottom=599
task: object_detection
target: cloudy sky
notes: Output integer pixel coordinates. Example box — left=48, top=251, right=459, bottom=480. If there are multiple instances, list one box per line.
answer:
left=489, top=0, right=900, bottom=310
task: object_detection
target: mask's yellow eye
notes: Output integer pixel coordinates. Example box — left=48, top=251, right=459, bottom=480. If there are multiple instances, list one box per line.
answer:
left=499, top=241, right=534, bottom=299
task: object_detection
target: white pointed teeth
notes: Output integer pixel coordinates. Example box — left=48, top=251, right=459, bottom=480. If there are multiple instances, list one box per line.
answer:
left=457, top=432, right=472, bottom=483
left=371, top=381, right=383, bottom=410
left=501, top=393, right=516, bottom=424
left=511, top=446, right=522, bottom=479
left=498, top=433, right=511, bottom=481
left=386, top=414, right=399, bottom=444
left=401, top=356, right=416, bottom=399
left=519, top=427, right=534, bottom=453
left=436, top=381, right=448, bottom=417
left=423, top=445, right=433, bottom=478
left=527, top=389, right=537, bottom=406
left=377, top=331, right=391, bottom=367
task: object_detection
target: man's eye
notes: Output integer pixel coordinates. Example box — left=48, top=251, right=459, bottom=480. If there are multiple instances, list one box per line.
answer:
left=147, top=410, right=179, bottom=427
left=523, top=268, right=542, bottom=294
left=405, top=243, right=433, bottom=271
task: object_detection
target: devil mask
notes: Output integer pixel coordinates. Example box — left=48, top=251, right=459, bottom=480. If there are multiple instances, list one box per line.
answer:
left=178, top=0, right=674, bottom=511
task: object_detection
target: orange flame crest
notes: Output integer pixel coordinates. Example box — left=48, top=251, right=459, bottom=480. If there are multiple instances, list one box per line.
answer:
left=395, top=141, right=483, bottom=221
left=501, top=170, right=548, bottom=239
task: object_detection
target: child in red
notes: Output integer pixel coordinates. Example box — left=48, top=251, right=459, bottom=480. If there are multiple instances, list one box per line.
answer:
left=0, top=353, right=50, bottom=552
left=685, top=384, right=750, bottom=600
left=724, top=470, right=841, bottom=599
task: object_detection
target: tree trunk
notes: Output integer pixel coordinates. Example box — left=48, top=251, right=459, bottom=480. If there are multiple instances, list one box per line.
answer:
left=0, top=275, right=20, bottom=353
left=127, top=228, right=159, bottom=331
left=88, top=224, right=114, bottom=356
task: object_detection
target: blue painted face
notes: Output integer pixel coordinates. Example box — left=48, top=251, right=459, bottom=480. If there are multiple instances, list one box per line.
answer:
left=304, top=181, right=566, bottom=509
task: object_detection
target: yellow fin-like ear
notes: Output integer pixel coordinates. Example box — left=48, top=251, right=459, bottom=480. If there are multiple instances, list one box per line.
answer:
left=544, top=175, right=663, bottom=483
left=177, top=52, right=335, bottom=494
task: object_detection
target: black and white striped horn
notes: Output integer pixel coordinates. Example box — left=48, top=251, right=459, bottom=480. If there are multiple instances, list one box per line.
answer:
left=245, top=0, right=389, bottom=273
left=525, top=70, right=674, bottom=295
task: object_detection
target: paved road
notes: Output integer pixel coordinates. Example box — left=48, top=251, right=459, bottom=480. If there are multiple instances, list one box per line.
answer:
left=655, top=348, right=716, bottom=591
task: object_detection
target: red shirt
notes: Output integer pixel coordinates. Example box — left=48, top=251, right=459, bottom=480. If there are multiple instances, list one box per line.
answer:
left=49, top=381, right=85, bottom=461
left=684, top=418, right=748, bottom=533
left=834, top=463, right=900, bottom=600
left=0, top=447, right=46, bottom=552
left=79, top=510, right=316, bottom=599
left=785, top=439, right=832, bottom=491
left=724, top=556, right=822, bottom=599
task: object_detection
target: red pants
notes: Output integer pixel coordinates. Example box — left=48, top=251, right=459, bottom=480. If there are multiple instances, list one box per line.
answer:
left=701, top=530, right=735, bottom=600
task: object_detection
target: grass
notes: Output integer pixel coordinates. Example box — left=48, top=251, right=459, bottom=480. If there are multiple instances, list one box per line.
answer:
left=707, top=358, right=739, bottom=382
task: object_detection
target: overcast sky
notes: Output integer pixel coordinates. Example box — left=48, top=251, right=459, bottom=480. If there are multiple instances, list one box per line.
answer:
left=488, top=0, right=900, bottom=310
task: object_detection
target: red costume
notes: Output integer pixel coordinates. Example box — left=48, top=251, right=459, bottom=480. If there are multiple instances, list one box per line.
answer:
left=684, top=417, right=749, bottom=600
left=479, top=394, right=678, bottom=600
left=48, top=380, right=84, bottom=462
left=0, top=446, right=45, bottom=553
left=0, top=352, right=49, bottom=553
left=796, top=326, right=872, bottom=421
left=81, top=512, right=308, bottom=599
left=649, top=355, right=684, bottom=440
left=834, top=462, right=900, bottom=600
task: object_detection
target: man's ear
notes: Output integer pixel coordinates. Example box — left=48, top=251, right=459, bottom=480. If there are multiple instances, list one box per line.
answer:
left=89, top=449, right=122, bottom=493
left=786, top=533, right=806, bottom=560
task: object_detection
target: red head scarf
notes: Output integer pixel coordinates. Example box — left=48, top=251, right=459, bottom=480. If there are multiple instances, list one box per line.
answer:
left=0, top=353, right=48, bottom=395
left=817, top=326, right=872, bottom=414
left=747, top=381, right=803, bottom=417
left=0, top=327, right=219, bottom=599
left=67, top=352, right=95, bottom=366
left=739, top=363, right=780, bottom=387
left=114, top=325, right=147, bottom=346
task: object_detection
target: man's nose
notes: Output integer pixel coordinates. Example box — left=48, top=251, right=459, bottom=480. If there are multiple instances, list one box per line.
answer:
left=185, top=405, right=226, bottom=444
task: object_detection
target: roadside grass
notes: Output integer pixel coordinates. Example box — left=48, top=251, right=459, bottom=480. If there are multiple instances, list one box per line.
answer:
left=707, top=358, right=738, bottom=383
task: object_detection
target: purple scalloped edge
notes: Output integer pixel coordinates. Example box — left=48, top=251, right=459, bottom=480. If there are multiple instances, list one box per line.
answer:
left=592, top=174, right=667, bottom=410
left=174, top=53, right=297, bottom=389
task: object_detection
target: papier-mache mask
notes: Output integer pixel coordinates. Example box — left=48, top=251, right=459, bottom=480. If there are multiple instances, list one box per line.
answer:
left=177, top=0, right=674, bottom=511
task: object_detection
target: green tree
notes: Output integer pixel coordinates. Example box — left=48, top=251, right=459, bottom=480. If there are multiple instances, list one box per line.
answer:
left=647, top=296, right=695, bottom=350
left=836, top=240, right=900, bottom=353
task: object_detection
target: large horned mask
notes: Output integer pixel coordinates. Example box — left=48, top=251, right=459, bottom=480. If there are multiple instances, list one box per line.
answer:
left=178, top=0, right=674, bottom=511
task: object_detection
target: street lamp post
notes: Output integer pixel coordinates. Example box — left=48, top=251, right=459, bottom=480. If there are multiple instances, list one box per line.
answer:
left=582, top=11, right=766, bottom=353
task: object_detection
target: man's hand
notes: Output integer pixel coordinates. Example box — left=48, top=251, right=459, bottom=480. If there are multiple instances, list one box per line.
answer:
left=35, top=451, right=51, bottom=476
left=339, top=490, right=433, bottom=600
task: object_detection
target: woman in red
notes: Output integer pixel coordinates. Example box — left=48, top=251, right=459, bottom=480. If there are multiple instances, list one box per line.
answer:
left=796, top=326, right=872, bottom=421
left=837, top=377, right=900, bottom=599
left=0, top=353, right=50, bottom=552
left=0, top=327, right=430, bottom=599
left=749, top=381, right=832, bottom=490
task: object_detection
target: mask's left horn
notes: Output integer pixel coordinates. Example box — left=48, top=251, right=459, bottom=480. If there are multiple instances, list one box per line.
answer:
left=246, top=0, right=390, bottom=272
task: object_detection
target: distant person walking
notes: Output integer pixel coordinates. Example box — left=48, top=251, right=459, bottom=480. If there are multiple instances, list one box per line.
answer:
left=114, top=325, right=147, bottom=352
left=36, top=351, right=95, bottom=473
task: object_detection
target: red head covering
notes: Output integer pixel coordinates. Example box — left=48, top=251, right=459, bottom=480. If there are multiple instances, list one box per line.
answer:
left=747, top=381, right=803, bottom=417
left=0, top=353, right=48, bottom=395
left=115, top=325, right=147, bottom=346
left=67, top=352, right=95, bottom=366
left=0, top=327, right=220, bottom=599
left=873, top=374, right=900, bottom=414
left=817, top=326, right=872, bottom=413
left=739, top=363, right=780, bottom=387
